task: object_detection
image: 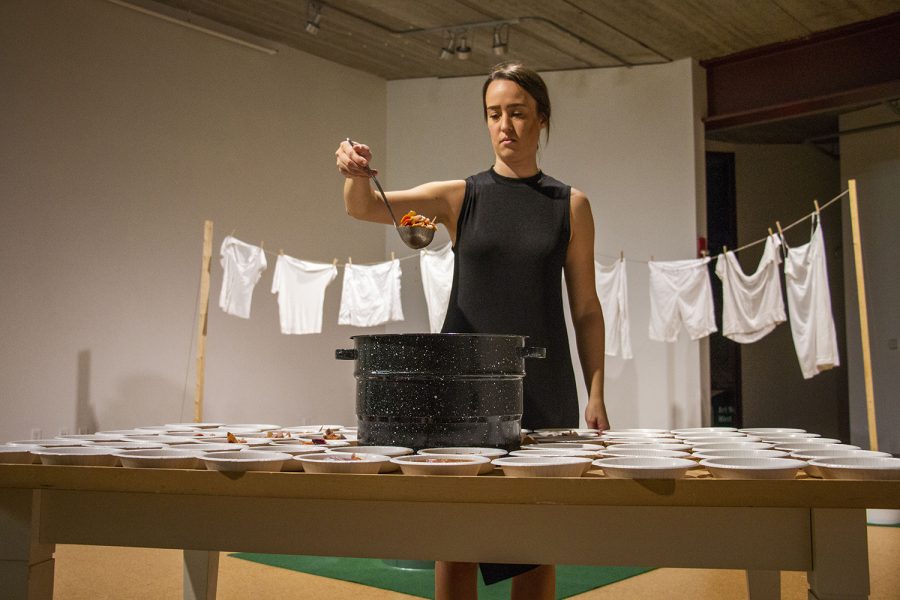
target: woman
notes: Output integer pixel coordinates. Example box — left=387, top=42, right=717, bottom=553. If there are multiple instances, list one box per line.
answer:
left=336, top=62, right=608, bottom=600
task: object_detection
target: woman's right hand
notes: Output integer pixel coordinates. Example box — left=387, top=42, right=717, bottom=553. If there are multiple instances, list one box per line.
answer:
left=335, top=139, right=377, bottom=179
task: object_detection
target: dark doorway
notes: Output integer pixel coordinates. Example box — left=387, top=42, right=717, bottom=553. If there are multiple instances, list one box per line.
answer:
left=706, top=152, right=741, bottom=427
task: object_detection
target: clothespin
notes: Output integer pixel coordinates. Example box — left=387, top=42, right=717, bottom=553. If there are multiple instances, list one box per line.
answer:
left=279, top=248, right=284, bottom=256
left=701, top=249, right=708, bottom=258
left=332, top=258, right=338, bottom=266
left=650, top=255, right=655, bottom=262
left=619, top=250, right=624, bottom=261
left=348, top=256, right=352, bottom=265
left=723, top=245, right=728, bottom=254
left=814, top=199, right=821, bottom=214
left=260, top=240, right=265, bottom=250
left=391, top=251, right=395, bottom=261
left=776, top=221, right=785, bottom=239
left=768, top=227, right=774, bottom=238
left=230, top=229, right=236, bottom=237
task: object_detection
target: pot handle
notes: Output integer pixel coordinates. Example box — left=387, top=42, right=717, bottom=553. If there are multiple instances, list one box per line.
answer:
left=518, top=346, right=546, bottom=359
left=335, top=349, right=358, bottom=360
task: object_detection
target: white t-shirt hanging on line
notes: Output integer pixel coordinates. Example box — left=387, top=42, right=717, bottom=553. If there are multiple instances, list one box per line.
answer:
left=595, top=258, right=633, bottom=359
left=715, top=235, right=786, bottom=344
left=339, top=259, right=404, bottom=327
left=784, top=216, right=840, bottom=378
left=271, top=255, right=338, bottom=335
left=420, top=243, right=454, bottom=334
left=219, top=236, right=267, bottom=319
left=648, top=257, right=717, bottom=342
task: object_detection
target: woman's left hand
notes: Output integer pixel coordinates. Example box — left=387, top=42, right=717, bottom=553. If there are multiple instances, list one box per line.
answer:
left=584, top=398, right=609, bottom=432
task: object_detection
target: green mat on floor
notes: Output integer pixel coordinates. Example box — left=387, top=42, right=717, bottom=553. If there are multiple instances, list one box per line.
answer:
left=230, top=553, right=652, bottom=599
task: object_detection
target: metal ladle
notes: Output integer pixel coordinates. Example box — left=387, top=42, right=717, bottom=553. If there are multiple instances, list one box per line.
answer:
left=346, top=138, right=435, bottom=250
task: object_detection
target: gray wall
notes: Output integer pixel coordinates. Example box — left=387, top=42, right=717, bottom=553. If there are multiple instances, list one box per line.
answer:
left=0, top=0, right=387, bottom=441
left=707, top=143, right=845, bottom=438
left=840, top=105, right=900, bottom=454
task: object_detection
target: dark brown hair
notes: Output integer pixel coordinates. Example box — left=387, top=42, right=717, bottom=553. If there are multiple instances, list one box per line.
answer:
left=482, top=62, right=551, bottom=139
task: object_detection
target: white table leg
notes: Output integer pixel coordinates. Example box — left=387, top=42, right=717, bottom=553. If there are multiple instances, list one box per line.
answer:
left=746, top=570, right=780, bottom=600
left=0, top=490, right=55, bottom=600
left=807, top=508, right=869, bottom=600
left=183, top=549, right=219, bottom=600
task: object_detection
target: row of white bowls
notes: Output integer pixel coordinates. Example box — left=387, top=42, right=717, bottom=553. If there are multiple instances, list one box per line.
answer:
left=3, top=425, right=898, bottom=480
left=521, top=427, right=899, bottom=480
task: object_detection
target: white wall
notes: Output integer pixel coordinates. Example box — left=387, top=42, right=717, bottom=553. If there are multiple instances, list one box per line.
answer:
left=0, top=0, right=387, bottom=441
left=840, top=105, right=900, bottom=454
left=707, top=142, right=845, bottom=437
left=385, top=59, right=708, bottom=429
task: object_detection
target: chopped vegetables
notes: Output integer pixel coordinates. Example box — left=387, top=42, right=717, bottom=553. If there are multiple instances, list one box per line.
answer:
left=398, top=211, right=437, bottom=230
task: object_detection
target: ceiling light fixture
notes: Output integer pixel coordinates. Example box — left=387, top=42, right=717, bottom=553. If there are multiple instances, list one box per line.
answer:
left=439, top=30, right=456, bottom=60
left=492, top=24, right=509, bottom=56
left=456, top=32, right=471, bottom=60
left=305, top=1, right=322, bottom=35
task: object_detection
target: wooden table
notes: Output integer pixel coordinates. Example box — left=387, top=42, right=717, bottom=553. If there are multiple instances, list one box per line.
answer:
left=2, top=464, right=898, bottom=600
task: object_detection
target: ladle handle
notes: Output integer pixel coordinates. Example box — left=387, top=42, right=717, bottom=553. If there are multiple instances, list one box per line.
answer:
left=345, top=137, right=399, bottom=228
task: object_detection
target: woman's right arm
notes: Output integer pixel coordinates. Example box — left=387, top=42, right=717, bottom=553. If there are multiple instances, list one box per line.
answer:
left=336, top=140, right=465, bottom=238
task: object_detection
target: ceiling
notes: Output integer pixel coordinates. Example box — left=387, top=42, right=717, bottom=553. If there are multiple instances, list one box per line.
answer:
left=128, top=0, right=900, bottom=143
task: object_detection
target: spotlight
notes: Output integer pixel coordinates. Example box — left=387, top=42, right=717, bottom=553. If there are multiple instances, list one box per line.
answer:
left=492, top=25, right=509, bottom=56
left=456, top=33, right=471, bottom=60
left=305, top=1, right=322, bottom=35
left=439, top=31, right=455, bottom=60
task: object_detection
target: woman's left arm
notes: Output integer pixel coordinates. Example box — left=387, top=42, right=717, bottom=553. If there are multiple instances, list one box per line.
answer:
left=564, top=189, right=609, bottom=431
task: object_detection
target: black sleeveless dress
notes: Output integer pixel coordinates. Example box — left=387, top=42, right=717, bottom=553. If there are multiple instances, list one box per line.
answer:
left=441, top=167, right=579, bottom=431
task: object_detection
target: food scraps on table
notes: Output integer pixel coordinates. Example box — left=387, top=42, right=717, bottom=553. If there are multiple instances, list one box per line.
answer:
left=225, top=432, right=246, bottom=444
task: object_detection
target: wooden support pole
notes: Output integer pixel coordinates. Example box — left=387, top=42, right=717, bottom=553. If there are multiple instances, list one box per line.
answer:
left=194, top=220, right=214, bottom=423
left=847, top=180, right=877, bottom=451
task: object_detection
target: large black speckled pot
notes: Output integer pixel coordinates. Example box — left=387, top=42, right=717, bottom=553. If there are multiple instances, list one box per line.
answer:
left=335, top=334, right=545, bottom=451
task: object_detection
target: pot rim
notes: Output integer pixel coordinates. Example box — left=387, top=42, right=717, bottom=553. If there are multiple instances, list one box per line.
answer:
left=349, top=333, right=529, bottom=340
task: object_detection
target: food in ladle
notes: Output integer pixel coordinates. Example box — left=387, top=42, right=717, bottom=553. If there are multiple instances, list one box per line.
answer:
left=399, top=211, right=437, bottom=230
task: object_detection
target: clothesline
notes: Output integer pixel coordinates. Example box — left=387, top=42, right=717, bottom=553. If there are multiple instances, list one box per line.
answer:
left=228, top=187, right=849, bottom=269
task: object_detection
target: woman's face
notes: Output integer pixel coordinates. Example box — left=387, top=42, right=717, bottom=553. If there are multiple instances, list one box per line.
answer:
left=484, top=79, right=545, bottom=166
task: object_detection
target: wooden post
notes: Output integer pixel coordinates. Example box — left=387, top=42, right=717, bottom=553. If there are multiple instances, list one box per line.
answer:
left=194, top=220, right=214, bottom=423
left=847, top=180, right=877, bottom=451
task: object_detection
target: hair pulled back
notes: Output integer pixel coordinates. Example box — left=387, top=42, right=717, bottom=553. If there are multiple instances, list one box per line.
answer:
left=482, top=62, right=551, bottom=139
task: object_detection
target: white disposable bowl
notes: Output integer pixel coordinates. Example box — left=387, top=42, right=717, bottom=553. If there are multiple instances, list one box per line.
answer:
left=201, top=450, right=292, bottom=472
left=296, top=453, right=390, bottom=474
left=739, top=428, right=806, bottom=435
left=56, top=433, right=123, bottom=442
left=270, top=439, right=351, bottom=449
left=114, top=448, right=202, bottom=469
left=31, top=446, right=118, bottom=467
left=807, top=456, right=900, bottom=480
left=492, top=456, right=591, bottom=478
left=760, top=433, right=821, bottom=441
left=510, top=449, right=599, bottom=459
left=773, top=441, right=850, bottom=453
left=605, top=443, right=692, bottom=452
left=9, top=438, right=84, bottom=448
left=792, top=449, right=890, bottom=477
left=692, top=449, right=789, bottom=460
left=164, top=422, right=224, bottom=429
left=594, top=457, right=695, bottom=479
left=700, top=457, right=806, bottom=480
left=520, top=442, right=602, bottom=450
left=328, top=446, right=413, bottom=473
left=188, top=442, right=249, bottom=452
left=87, top=441, right=166, bottom=450
left=0, top=445, right=40, bottom=464
left=681, top=435, right=762, bottom=444
left=672, top=427, right=737, bottom=435
left=262, top=444, right=332, bottom=471
left=391, top=454, right=489, bottom=476
left=418, top=447, right=507, bottom=474
left=282, top=425, right=346, bottom=433
left=597, top=448, right=690, bottom=459
left=676, top=431, right=748, bottom=439
left=220, top=423, right=282, bottom=432
left=122, top=434, right=199, bottom=445
left=690, top=442, right=775, bottom=451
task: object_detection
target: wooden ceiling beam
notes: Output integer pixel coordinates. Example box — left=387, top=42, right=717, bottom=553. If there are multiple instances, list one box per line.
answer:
left=703, top=11, right=900, bottom=131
